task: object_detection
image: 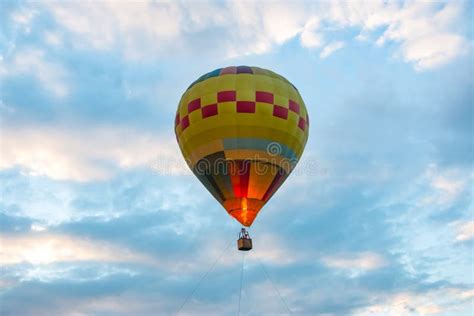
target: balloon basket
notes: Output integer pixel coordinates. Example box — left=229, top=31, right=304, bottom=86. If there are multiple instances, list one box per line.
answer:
left=237, top=238, right=252, bottom=251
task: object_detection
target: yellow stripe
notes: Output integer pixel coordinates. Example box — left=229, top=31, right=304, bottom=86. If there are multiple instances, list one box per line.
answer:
left=247, top=162, right=280, bottom=199
left=181, top=126, right=305, bottom=161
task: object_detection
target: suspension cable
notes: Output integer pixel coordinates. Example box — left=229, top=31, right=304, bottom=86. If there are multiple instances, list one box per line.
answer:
left=255, top=253, right=293, bottom=315
left=237, top=251, right=246, bottom=316
left=175, top=239, right=233, bottom=315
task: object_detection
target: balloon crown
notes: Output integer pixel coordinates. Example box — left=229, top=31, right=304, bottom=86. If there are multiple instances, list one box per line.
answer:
left=187, top=65, right=298, bottom=91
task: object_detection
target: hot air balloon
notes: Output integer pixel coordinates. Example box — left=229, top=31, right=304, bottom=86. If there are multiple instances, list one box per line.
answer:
left=175, top=66, right=309, bottom=250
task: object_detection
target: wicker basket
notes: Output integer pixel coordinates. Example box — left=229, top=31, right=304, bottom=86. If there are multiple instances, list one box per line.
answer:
left=237, top=238, right=253, bottom=251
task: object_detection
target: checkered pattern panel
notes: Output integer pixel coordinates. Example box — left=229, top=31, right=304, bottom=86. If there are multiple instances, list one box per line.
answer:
left=176, top=90, right=308, bottom=132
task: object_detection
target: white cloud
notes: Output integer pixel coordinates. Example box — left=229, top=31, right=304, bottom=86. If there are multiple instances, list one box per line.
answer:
left=1, top=231, right=243, bottom=281
left=0, top=125, right=189, bottom=182
left=460, top=289, right=474, bottom=300
left=431, top=174, right=465, bottom=202
left=300, top=17, right=324, bottom=48
left=42, top=1, right=307, bottom=59
left=321, top=251, right=386, bottom=276
left=248, top=233, right=302, bottom=266
left=211, top=1, right=308, bottom=58
left=10, top=7, right=37, bottom=33
left=43, top=31, right=62, bottom=46
left=38, top=1, right=470, bottom=70
left=355, top=288, right=474, bottom=316
left=30, top=223, right=47, bottom=232
left=400, top=33, right=468, bottom=71
left=374, top=1, right=470, bottom=70
left=419, top=164, right=468, bottom=207
left=320, top=41, right=346, bottom=58
left=0, top=49, right=69, bottom=97
left=260, top=3, right=306, bottom=45
left=0, top=233, right=155, bottom=265
left=454, top=221, right=474, bottom=242
left=44, top=1, right=183, bottom=59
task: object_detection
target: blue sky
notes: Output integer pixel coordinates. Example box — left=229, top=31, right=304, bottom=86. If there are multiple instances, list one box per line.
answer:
left=0, top=1, right=473, bottom=315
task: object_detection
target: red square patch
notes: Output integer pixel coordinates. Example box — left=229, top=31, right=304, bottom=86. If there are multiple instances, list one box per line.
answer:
left=188, top=98, right=201, bottom=113
left=218, top=90, right=236, bottom=102
left=220, top=66, right=237, bottom=75
left=237, top=101, right=256, bottom=113
left=289, top=100, right=300, bottom=114
left=256, top=91, right=274, bottom=104
left=202, top=104, right=218, bottom=118
left=181, top=115, right=190, bottom=130
left=273, top=105, right=288, bottom=119
left=298, top=117, right=306, bottom=130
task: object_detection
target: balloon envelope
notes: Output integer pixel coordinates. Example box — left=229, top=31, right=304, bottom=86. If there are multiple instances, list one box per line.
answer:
left=175, top=66, right=309, bottom=226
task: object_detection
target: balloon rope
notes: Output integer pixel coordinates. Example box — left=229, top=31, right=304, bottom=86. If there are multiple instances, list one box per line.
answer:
left=255, top=253, right=293, bottom=315
left=238, top=251, right=245, bottom=316
left=175, top=239, right=232, bottom=315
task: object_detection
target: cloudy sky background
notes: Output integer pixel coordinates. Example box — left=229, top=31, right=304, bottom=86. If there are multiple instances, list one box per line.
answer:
left=0, top=1, right=473, bottom=315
